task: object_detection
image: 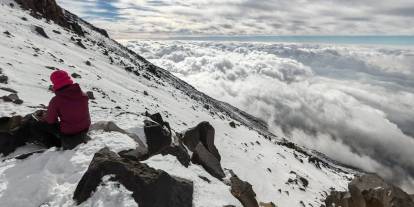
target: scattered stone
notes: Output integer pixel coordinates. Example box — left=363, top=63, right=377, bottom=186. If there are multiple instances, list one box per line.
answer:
left=0, top=87, right=17, bottom=93
left=229, top=121, right=236, bottom=128
left=143, top=74, right=151, bottom=80
left=73, top=148, right=193, bottom=207
left=9, top=3, right=14, bottom=7
left=34, top=26, right=49, bottom=38
left=76, top=39, right=87, bottom=49
left=45, top=66, right=57, bottom=70
left=85, top=60, right=91, bottom=66
left=52, top=30, right=61, bottom=34
left=69, top=22, right=84, bottom=37
left=203, top=104, right=210, bottom=110
left=71, top=73, right=81, bottom=79
left=230, top=173, right=259, bottom=207
left=325, top=174, right=414, bottom=207
left=114, top=106, right=121, bottom=109
left=0, top=75, right=8, bottom=84
left=198, top=175, right=211, bottom=183
left=86, top=91, right=95, bottom=100
left=21, top=17, right=28, bottom=21
left=2, top=94, right=23, bottom=105
left=143, top=91, right=149, bottom=96
left=125, top=66, right=134, bottom=72
left=3, top=31, right=12, bottom=37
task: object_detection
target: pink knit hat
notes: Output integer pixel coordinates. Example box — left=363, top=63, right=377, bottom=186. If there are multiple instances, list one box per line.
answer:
left=50, top=70, right=73, bottom=91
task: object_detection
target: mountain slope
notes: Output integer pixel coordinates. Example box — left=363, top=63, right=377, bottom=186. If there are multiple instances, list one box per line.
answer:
left=0, top=0, right=356, bottom=206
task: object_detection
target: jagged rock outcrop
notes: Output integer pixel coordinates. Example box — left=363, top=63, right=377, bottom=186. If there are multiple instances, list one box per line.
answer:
left=73, top=147, right=193, bottom=207
left=15, top=0, right=109, bottom=37
left=182, top=121, right=225, bottom=179
left=325, top=174, right=414, bottom=207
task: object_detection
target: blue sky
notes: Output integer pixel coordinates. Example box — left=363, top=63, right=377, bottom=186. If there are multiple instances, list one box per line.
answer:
left=57, top=0, right=414, bottom=39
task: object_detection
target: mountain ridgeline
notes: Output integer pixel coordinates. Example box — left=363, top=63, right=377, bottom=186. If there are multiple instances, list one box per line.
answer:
left=0, top=0, right=413, bottom=206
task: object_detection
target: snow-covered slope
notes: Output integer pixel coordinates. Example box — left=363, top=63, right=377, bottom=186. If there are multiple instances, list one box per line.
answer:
left=0, top=1, right=356, bottom=206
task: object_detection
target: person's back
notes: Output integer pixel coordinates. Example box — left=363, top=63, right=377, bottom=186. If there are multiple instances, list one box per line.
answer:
left=47, top=83, right=91, bottom=135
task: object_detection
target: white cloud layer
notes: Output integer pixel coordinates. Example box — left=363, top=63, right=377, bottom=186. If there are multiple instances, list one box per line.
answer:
left=56, top=0, right=414, bottom=38
left=126, top=40, right=414, bottom=192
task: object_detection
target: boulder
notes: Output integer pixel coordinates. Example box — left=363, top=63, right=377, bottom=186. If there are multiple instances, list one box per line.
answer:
left=182, top=122, right=224, bottom=179
left=229, top=121, right=236, bottom=128
left=325, top=174, right=414, bottom=207
left=191, top=143, right=225, bottom=179
left=182, top=121, right=221, bottom=161
left=230, top=174, right=259, bottom=207
left=73, top=148, right=193, bottom=207
left=144, top=120, right=172, bottom=156
left=34, top=26, right=49, bottom=38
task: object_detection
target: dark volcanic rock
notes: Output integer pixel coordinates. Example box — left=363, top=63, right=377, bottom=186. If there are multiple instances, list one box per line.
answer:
left=160, top=143, right=191, bottom=167
left=230, top=174, right=259, bottom=207
left=0, top=87, right=17, bottom=93
left=86, top=91, right=95, bottom=100
left=325, top=174, right=414, bottom=207
left=182, top=121, right=221, bottom=161
left=182, top=122, right=224, bottom=179
left=0, top=75, right=8, bottom=84
left=16, top=0, right=65, bottom=25
left=144, top=120, right=172, bottom=156
left=2, top=94, right=23, bottom=105
left=34, top=26, right=49, bottom=38
left=191, top=143, right=225, bottom=179
left=15, top=0, right=86, bottom=37
left=71, top=73, right=81, bottom=79
left=229, top=121, right=236, bottom=128
left=3, top=31, right=12, bottom=37
left=73, top=148, right=193, bottom=207
left=76, top=39, right=87, bottom=49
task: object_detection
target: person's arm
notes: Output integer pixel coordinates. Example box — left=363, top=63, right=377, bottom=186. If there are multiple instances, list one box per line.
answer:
left=44, top=97, right=59, bottom=124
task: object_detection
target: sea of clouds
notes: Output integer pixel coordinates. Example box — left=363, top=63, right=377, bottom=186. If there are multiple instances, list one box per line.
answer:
left=126, top=40, right=414, bottom=192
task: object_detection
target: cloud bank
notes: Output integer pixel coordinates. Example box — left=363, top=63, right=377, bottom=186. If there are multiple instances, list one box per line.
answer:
left=56, top=0, right=414, bottom=38
left=126, top=40, right=414, bottom=192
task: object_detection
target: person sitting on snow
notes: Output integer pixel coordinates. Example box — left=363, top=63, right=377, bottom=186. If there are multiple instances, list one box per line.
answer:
left=0, top=70, right=91, bottom=156
left=34, top=69, right=91, bottom=150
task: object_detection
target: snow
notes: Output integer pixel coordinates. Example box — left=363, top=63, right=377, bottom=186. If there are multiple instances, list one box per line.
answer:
left=0, top=1, right=355, bottom=207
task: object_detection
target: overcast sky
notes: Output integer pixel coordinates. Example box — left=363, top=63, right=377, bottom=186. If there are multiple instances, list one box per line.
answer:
left=56, top=0, right=414, bottom=39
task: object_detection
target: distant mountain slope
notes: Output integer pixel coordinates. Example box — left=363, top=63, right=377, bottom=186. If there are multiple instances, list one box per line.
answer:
left=0, top=0, right=356, bottom=206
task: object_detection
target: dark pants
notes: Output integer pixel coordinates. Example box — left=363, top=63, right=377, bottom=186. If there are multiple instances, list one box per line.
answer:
left=0, top=116, right=89, bottom=156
